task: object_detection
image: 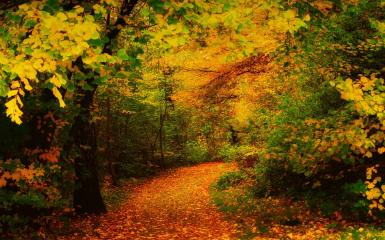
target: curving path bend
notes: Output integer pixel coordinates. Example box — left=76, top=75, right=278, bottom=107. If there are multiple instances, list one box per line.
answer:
left=63, top=162, right=238, bottom=240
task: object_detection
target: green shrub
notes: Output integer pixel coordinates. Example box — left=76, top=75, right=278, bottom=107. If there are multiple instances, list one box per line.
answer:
left=216, top=171, right=247, bottom=191
left=218, top=144, right=259, bottom=168
left=218, top=144, right=240, bottom=162
left=183, top=141, right=210, bottom=164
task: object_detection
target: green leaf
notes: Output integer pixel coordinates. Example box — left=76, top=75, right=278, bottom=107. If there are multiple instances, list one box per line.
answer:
left=24, top=20, right=37, bottom=28
left=81, top=83, right=94, bottom=91
left=149, top=0, right=165, bottom=13
left=93, top=76, right=108, bottom=85
left=223, top=3, right=231, bottom=12
left=24, top=47, right=33, bottom=55
left=43, top=0, right=61, bottom=13
left=117, top=49, right=130, bottom=61
left=115, top=72, right=127, bottom=78
left=183, top=3, right=194, bottom=9
left=67, top=82, right=75, bottom=92
left=141, top=8, right=150, bottom=17
left=9, top=73, right=17, bottom=80
left=0, top=80, right=9, bottom=97
left=6, top=13, right=22, bottom=24
left=88, top=39, right=104, bottom=48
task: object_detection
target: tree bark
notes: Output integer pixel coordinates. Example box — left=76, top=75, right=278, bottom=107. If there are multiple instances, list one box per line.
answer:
left=72, top=86, right=106, bottom=214
left=106, top=97, right=118, bottom=186
left=71, top=0, right=139, bottom=214
left=159, top=111, right=165, bottom=169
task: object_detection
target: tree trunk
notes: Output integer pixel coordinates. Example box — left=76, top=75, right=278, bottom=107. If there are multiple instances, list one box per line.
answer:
left=72, top=86, right=106, bottom=214
left=106, top=97, right=118, bottom=186
left=230, top=126, right=239, bottom=145
left=70, top=0, right=139, bottom=214
left=159, top=112, right=165, bottom=169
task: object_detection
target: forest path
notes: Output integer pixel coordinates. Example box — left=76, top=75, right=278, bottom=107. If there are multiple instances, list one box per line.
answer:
left=65, top=162, right=238, bottom=240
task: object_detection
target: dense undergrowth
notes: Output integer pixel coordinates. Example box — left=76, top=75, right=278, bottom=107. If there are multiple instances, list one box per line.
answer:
left=211, top=0, right=385, bottom=238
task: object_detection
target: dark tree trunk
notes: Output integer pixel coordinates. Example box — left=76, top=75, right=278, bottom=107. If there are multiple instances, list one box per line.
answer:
left=106, top=97, right=118, bottom=186
left=159, top=112, right=165, bottom=169
left=72, top=86, right=106, bottom=214
left=70, top=0, right=139, bottom=214
left=230, top=126, right=239, bottom=145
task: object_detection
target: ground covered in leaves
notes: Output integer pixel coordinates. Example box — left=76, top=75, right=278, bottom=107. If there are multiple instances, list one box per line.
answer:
left=54, top=162, right=385, bottom=240
left=60, top=162, right=239, bottom=240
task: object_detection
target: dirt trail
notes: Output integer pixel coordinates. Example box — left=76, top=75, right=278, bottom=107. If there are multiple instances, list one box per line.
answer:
left=64, top=162, right=238, bottom=240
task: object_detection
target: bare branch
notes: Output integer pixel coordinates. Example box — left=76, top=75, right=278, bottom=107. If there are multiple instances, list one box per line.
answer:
left=178, top=67, right=220, bottom=73
left=201, top=54, right=272, bottom=102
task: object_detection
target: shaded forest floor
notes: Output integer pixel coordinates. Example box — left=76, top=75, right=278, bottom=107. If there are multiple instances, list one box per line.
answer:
left=54, top=162, right=385, bottom=240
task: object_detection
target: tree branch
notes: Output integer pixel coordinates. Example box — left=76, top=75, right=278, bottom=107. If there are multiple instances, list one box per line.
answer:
left=103, top=0, right=139, bottom=54
left=200, top=54, right=272, bottom=102
left=179, top=67, right=220, bottom=73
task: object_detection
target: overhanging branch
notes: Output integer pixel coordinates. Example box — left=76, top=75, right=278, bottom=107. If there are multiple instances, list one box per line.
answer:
left=103, top=0, right=140, bottom=54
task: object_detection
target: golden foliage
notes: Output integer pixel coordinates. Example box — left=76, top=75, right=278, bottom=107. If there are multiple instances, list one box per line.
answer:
left=0, top=1, right=108, bottom=124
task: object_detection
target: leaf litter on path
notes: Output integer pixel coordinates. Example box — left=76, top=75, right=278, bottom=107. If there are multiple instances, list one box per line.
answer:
left=60, top=162, right=239, bottom=240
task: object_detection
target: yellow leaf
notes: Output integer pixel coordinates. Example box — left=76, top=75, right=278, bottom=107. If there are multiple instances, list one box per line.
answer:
left=283, top=9, right=297, bottom=19
left=10, top=81, right=20, bottom=89
left=16, top=95, right=23, bottom=107
left=50, top=75, right=61, bottom=88
left=52, top=87, right=66, bottom=108
left=18, top=88, right=25, bottom=97
left=7, top=90, right=18, bottom=97
left=21, top=78, right=33, bottom=91
left=5, top=98, right=23, bottom=124
left=56, top=73, right=67, bottom=85
left=56, top=12, right=68, bottom=22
